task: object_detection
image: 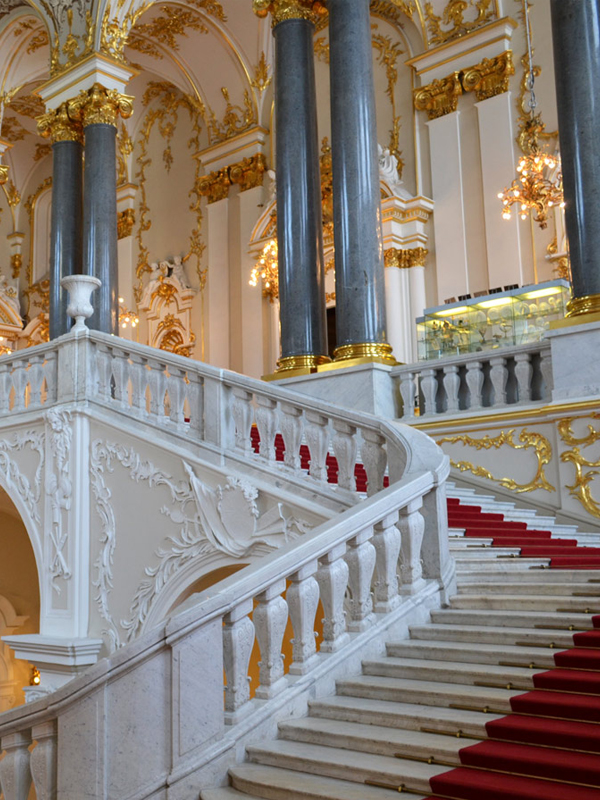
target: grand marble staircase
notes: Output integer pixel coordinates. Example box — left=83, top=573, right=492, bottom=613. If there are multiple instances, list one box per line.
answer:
left=202, top=485, right=600, bottom=800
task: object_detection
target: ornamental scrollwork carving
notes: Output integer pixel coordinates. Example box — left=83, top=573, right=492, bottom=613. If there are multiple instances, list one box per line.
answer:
left=384, top=247, right=428, bottom=269
left=436, top=428, right=555, bottom=494
left=0, top=431, right=44, bottom=526
left=558, top=414, right=600, bottom=519
left=45, top=410, right=73, bottom=593
left=424, top=0, right=495, bottom=47
left=196, top=154, right=268, bottom=204
left=413, top=73, right=463, bottom=120
left=462, top=51, right=515, bottom=101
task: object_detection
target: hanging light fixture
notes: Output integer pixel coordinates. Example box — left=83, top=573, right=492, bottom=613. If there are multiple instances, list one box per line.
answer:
left=498, top=0, right=564, bottom=229
left=249, top=238, right=279, bottom=302
left=118, top=297, right=139, bottom=330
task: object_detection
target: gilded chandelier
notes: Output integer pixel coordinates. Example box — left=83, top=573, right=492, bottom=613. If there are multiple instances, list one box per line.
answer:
left=250, top=238, right=279, bottom=301
left=498, top=0, right=564, bottom=230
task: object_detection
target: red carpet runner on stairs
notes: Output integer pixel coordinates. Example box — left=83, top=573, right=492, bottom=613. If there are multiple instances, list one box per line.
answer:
left=251, top=428, right=600, bottom=798
left=425, top=500, right=600, bottom=800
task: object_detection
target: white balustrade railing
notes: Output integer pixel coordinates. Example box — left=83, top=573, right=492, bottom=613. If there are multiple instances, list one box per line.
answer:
left=0, top=330, right=452, bottom=800
left=392, top=341, right=553, bottom=420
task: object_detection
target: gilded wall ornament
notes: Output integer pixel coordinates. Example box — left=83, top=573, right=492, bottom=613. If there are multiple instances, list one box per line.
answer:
left=1, top=115, right=28, bottom=142
left=253, top=0, right=326, bottom=26
left=132, top=5, right=207, bottom=49
left=384, top=247, right=428, bottom=269
left=4, top=180, right=20, bottom=209
left=425, top=0, right=495, bottom=46
left=10, top=253, right=22, bottom=279
left=251, top=52, right=272, bottom=94
left=49, top=6, right=95, bottom=77
left=372, top=29, right=404, bottom=178
left=414, top=73, right=462, bottom=120
left=0, top=165, right=7, bottom=186
left=34, top=143, right=52, bottom=162
left=9, top=93, right=45, bottom=121
left=558, top=415, right=600, bottom=519
left=437, top=428, right=554, bottom=494
left=462, top=51, right=515, bottom=101
left=117, top=209, right=135, bottom=240
left=207, top=87, right=256, bottom=145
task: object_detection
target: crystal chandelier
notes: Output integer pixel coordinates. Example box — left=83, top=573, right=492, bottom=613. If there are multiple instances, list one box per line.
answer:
left=498, top=0, right=564, bottom=230
left=250, top=238, right=279, bottom=302
left=118, top=297, right=139, bottom=330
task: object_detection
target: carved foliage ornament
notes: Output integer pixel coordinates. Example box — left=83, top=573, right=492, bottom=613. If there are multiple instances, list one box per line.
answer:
left=253, top=0, right=327, bottom=25
left=69, top=83, right=134, bottom=128
left=37, top=103, right=83, bottom=144
left=425, top=0, right=495, bottom=46
left=384, top=247, right=428, bottom=269
left=437, top=428, right=555, bottom=494
left=558, top=414, right=600, bottom=519
left=45, top=410, right=73, bottom=593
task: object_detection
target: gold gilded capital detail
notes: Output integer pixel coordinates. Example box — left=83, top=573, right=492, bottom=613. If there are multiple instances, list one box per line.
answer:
left=69, top=83, right=134, bottom=128
left=37, top=103, right=83, bottom=144
left=414, top=73, right=462, bottom=120
left=253, top=0, right=327, bottom=26
left=462, top=51, right=515, bottom=102
left=384, top=247, right=428, bottom=269
left=197, top=153, right=267, bottom=203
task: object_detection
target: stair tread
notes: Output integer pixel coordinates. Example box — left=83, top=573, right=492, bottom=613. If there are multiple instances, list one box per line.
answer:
left=336, top=674, right=520, bottom=705
left=229, top=764, right=426, bottom=799
left=364, top=656, right=541, bottom=682
left=387, top=639, right=557, bottom=667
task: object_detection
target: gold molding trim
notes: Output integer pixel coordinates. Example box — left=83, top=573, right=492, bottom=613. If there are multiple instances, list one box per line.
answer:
left=117, top=208, right=135, bottom=240
left=558, top=414, right=600, bottom=519
left=333, top=342, right=396, bottom=365
left=462, top=50, right=514, bottom=101
left=196, top=153, right=267, bottom=204
left=414, top=72, right=462, bottom=120
left=566, top=293, right=600, bottom=319
left=253, top=0, right=327, bottom=26
left=276, top=354, right=331, bottom=373
left=436, top=428, right=555, bottom=494
left=384, top=247, right=428, bottom=269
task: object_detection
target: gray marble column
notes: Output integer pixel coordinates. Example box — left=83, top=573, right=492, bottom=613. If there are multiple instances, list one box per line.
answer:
left=49, top=140, right=83, bottom=339
left=550, top=0, right=600, bottom=315
left=274, top=16, right=328, bottom=370
left=328, top=0, right=392, bottom=362
left=82, top=123, right=118, bottom=334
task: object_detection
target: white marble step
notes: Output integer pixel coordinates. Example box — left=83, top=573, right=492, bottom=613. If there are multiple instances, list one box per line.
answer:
left=430, top=608, right=594, bottom=630
left=227, top=764, right=426, bottom=800
left=277, top=717, right=472, bottom=764
left=449, top=593, right=600, bottom=613
left=408, top=622, right=575, bottom=648
left=308, top=695, right=501, bottom=738
left=452, top=546, right=523, bottom=557
left=456, top=568, right=600, bottom=583
left=335, top=674, right=517, bottom=714
left=456, top=580, right=600, bottom=595
left=362, top=656, right=538, bottom=690
left=245, top=740, right=447, bottom=795
left=455, top=556, right=550, bottom=570
left=385, top=639, right=557, bottom=669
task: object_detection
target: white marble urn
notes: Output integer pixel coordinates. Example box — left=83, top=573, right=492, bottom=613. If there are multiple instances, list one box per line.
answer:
left=60, top=274, right=102, bottom=332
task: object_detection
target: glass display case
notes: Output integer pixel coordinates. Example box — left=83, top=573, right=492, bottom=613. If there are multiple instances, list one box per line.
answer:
left=416, top=280, right=571, bottom=361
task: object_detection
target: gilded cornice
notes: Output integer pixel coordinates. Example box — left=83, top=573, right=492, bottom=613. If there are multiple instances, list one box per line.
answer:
left=462, top=51, right=514, bottom=101
left=197, top=153, right=267, bottom=203
left=384, top=247, right=428, bottom=269
left=69, top=83, right=134, bottom=128
left=37, top=102, right=83, bottom=144
left=253, top=0, right=327, bottom=26
left=413, top=72, right=462, bottom=120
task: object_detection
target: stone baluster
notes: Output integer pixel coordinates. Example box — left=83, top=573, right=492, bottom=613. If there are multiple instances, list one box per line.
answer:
left=11, top=358, right=28, bottom=412
left=0, top=731, right=32, bottom=800
left=304, top=410, right=330, bottom=482
left=42, top=350, right=58, bottom=405
left=27, top=353, right=46, bottom=408
left=231, top=387, right=254, bottom=453
left=94, top=344, right=112, bottom=402
left=345, top=527, right=376, bottom=632
left=372, top=512, right=401, bottom=613
left=332, top=420, right=357, bottom=491
left=398, top=498, right=426, bottom=594
left=399, top=372, right=416, bottom=418
left=254, top=579, right=288, bottom=699
left=466, top=361, right=484, bottom=410
left=223, top=599, right=255, bottom=724
left=287, top=560, right=320, bottom=675
left=420, top=368, right=439, bottom=415
left=361, top=429, right=387, bottom=497
left=127, top=353, right=145, bottom=415
left=540, top=349, right=553, bottom=400
left=255, top=395, right=279, bottom=462
left=514, top=352, right=533, bottom=403
left=490, top=356, right=508, bottom=406
left=186, top=372, right=203, bottom=436
left=167, top=366, right=186, bottom=427
left=280, top=403, right=303, bottom=471
left=110, top=348, right=129, bottom=409
left=316, top=544, right=349, bottom=652
left=443, top=365, right=460, bottom=413
left=30, top=721, right=57, bottom=800
left=146, top=359, right=167, bottom=420
left=0, top=362, right=11, bottom=413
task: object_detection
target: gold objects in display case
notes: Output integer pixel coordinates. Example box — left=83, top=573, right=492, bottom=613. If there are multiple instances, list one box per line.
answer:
left=416, top=280, right=570, bottom=361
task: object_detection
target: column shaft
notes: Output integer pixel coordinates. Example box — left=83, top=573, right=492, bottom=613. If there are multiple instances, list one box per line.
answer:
left=274, top=17, right=328, bottom=369
left=49, top=141, right=83, bottom=339
left=328, top=0, right=391, bottom=361
left=83, top=123, right=119, bottom=334
left=550, top=0, right=600, bottom=313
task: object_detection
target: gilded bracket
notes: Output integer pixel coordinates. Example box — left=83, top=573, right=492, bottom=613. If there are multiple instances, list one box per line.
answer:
left=437, top=428, right=555, bottom=493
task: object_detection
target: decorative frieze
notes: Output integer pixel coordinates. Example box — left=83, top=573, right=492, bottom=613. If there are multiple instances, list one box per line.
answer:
left=384, top=247, right=428, bottom=269
left=462, top=51, right=515, bottom=101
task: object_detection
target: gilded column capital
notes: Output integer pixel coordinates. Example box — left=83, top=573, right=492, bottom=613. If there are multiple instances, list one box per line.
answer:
left=414, top=73, right=462, bottom=120
left=37, top=102, right=84, bottom=144
left=253, top=0, right=327, bottom=26
left=69, top=83, right=134, bottom=128
left=462, top=51, right=515, bottom=101
left=384, top=247, right=428, bottom=269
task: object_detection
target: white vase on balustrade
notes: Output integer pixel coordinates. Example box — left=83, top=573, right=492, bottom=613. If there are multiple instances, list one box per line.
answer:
left=60, top=275, right=102, bottom=333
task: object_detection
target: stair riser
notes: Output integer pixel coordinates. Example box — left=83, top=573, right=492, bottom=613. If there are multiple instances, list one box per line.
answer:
left=450, top=597, right=600, bottom=612
left=335, top=683, right=514, bottom=713
left=430, top=611, right=592, bottom=629
left=409, top=626, right=575, bottom=647
left=386, top=643, right=556, bottom=668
